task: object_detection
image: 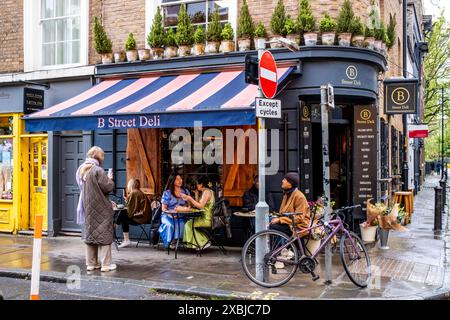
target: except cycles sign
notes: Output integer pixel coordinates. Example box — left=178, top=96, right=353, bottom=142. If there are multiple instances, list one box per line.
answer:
left=384, top=78, right=418, bottom=114
left=255, top=97, right=281, bottom=118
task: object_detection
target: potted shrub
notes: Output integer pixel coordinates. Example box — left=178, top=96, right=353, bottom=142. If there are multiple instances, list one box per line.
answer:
left=360, top=219, right=378, bottom=243
left=237, top=0, right=254, bottom=51
left=285, top=17, right=300, bottom=45
left=336, top=0, right=354, bottom=46
left=193, top=26, right=206, bottom=56
left=386, top=13, right=396, bottom=51
left=221, top=23, right=235, bottom=53
left=254, top=22, right=267, bottom=49
left=319, top=13, right=337, bottom=46
left=270, top=0, right=286, bottom=48
left=113, top=51, right=126, bottom=63
left=124, top=33, right=138, bottom=62
left=176, top=4, right=194, bottom=57
left=93, top=17, right=113, bottom=64
left=351, top=17, right=365, bottom=48
left=374, top=23, right=386, bottom=52
left=148, top=6, right=166, bottom=59
left=206, top=6, right=222, bottom=53
left=164, top=28, right=178, bottom=58
left=364, top=25, right=375, bottom=50
left=298, top=0, right=317, bottom=46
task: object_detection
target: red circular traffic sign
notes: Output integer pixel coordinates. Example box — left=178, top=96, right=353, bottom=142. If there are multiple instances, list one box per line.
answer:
left=258, top=51, right=278, bottom=99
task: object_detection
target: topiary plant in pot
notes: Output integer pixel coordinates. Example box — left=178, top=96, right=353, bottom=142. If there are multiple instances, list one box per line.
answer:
left=350, top=16, right=365, bottom=48
left=270, top=0, right=286, bottom=48
left=193, top=26, right=206, bottom=56
left=164, top=28, right=178, bottom=58
left=175, top=3, right=194, bottom=56
left=285, top=16, right=300, bottom=45
left=221, top=23, right=235, bottom=53
left=319, top=13, right=337, bottom=45
left=336, top=0, right=354, bottom=46
left=386, top=13, right=396, bottom=50
left=364, top=24, right=375, bottom=49
left=94, top=17, right=113, bottom=64
left=298, top=0, right=317, bottom=46
left=147, top=6, right=165, bottom=59
left=206, top=6, right=222, bottom=53
left=254, top=22, right=267, bottom=49
left=374, top=23, right=386, bottom=52
left=125, top=32, right=138, bottom=62
left=237, top=0, right=254, bottom=51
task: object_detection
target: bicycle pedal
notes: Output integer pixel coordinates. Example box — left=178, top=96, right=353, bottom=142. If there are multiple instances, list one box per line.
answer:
left=311, top=273, right=320, bottom=281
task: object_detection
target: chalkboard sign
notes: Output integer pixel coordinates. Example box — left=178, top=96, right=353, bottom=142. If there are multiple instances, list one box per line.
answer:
left=23, top=88, right=44, bottom=115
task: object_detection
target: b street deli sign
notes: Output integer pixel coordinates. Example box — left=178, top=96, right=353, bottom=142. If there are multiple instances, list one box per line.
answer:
left=384, top=79, right=418, bottom=114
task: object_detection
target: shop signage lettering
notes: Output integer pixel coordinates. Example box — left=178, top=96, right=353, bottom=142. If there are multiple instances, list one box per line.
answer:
left=384, top=79, right=418, bottom=114
left=341, top=65, right=361, bottom=86
left=255, top=98, right=281, bottom=118
left=23, top=88, right=44, bottom=115
left=97, top=115, right=161, bottom=129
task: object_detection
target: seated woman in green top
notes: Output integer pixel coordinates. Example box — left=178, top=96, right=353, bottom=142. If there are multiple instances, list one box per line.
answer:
left=181, top=176, right=215, bottom=250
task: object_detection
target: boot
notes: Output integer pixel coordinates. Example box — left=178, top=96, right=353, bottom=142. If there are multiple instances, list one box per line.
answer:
left=119, top=232, right=131, bottom=248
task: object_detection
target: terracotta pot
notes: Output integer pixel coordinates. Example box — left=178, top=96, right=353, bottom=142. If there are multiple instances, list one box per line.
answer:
left=178, top=45, right=192, bottom=57
left=352, top=35, right=365, bottom=48
left=374, top=40, right=382, bottom=52
left=206, top=41, right=220, bottom=53
left=152, top=47, right=164, bottom=59
left=238, top=38, right=251, bottom=51
left=138, top=49, right=151, bottom=61
left=254, top=38, right=266, bottom=50
left=164, top=46, right=178, bottom=58
left=286, top=34, right=300, bottom=45
left=338, top=33, right=352, bottom=46
left=360, top=224, right=377, bottom=243
left=303, top=32, right=318, bottom=46
left=221, top=40, right=235, bottom=53
left=113, top=51, right=126, bottom=63
left=126, top=50, right=138, bottom=62
left=269, top=35, right=283, bottom=48
left=193, top=43, right=205, bottom=55
left=306, top=239, right=321, bottom=255
left=364, top=36, right=375, bottom=50
left=321, top=32, right=336, bottom=45
left=101, top=53, right=113, bottom=64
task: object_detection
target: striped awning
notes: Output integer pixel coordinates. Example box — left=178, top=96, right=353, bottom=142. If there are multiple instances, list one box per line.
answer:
left=24, top=67, right=293, bottom=132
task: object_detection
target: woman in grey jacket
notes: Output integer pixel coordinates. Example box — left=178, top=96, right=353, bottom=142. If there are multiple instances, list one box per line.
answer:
left=76, top=146, right=116, bottom=272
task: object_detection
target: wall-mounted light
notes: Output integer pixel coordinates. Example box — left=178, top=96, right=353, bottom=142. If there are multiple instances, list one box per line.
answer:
left=416, top=42, right=429, bottom=53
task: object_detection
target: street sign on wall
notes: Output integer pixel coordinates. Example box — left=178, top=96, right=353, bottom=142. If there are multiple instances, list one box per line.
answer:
left=408, top=124, right=429, bottom=138
left=255, top=98, right=281, bottom=118
left=258, top=51, right=278, bottom=99
left=23, top=88, right=44, bottom=115
left=384, top=78, right=418, bottom=114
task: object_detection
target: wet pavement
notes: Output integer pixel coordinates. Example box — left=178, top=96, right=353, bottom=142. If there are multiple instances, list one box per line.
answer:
left=0, top=175, right=449, bottom=300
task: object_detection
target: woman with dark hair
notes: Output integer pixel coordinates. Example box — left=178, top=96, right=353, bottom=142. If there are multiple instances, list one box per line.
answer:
left=181, top=176, right=215, bottom=250
left=159, top=173, right=191, bottom=249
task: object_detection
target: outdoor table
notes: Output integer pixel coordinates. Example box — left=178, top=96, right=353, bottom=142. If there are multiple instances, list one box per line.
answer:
left=166, top=210, right=203, bottom=259
left=113, top=206, right=127, bottom=251
left=233, top=211, right=274, bottom=239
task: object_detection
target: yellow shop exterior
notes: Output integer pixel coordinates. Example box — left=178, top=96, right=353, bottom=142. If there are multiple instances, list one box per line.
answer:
left=0, top=113, right=48, bottom=234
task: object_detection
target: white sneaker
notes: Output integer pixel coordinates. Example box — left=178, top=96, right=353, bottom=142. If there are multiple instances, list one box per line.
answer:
left=281, top=248, right=294, bottom=259
left=202, top=241, right=211, bottom=250
left=118, top=240, right=131, bottom=248
left=101, top=264, right=117, bottom=272
left=86, top=265, right=101, bottom=271
left=274, top=261, right=285, bottom=269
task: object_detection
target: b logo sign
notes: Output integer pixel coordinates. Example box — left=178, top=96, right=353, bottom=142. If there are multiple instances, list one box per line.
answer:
left=360, top=109, right=371, bottom=121
left=384, top=79, right=418, bottom=114
left=391, top=87, right=410, bottom=105
left=346, top=65, right=358, bottom=80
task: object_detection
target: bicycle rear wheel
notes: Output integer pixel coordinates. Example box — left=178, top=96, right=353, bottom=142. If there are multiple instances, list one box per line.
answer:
left=241, top=230, right=299, bottom=288
left=339, top=231, right=371, bottom=288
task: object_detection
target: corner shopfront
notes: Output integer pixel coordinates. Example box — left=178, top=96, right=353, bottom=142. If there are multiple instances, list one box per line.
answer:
left=24, top=47, right=386, bottom=242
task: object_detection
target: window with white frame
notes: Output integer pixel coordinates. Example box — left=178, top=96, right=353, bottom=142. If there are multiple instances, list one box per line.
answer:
left=24, top=0, right=89, bottom=71
left=146, top=0, right=237, bottom=43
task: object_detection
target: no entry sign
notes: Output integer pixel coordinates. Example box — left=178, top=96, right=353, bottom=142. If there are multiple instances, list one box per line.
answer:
left=408, top=124, right=429, bottom=138
left=259, top=51, right=278, bottom=99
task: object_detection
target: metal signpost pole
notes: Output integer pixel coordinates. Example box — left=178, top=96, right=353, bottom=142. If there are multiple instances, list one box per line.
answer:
left=320, top=85, right=333, bottom=284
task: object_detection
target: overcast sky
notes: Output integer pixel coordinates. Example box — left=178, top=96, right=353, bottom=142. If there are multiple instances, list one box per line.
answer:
left=423, top=0, right=450, bottom=20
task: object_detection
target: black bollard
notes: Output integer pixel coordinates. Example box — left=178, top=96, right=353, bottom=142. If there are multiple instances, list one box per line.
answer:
left=440, top=179, right=447, bottom=213
left=434, top=186, right=443, bottom=232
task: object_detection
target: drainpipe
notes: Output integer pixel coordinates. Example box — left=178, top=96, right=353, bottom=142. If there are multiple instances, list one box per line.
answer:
left=401, top=0, right=409, bottom=191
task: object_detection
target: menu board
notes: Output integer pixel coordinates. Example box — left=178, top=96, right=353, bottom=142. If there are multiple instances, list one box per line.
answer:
left=352, top=105, right=377, bottom=214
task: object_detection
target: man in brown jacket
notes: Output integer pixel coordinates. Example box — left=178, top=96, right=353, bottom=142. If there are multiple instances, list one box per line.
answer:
left=269, top=172, right=310, bottom=238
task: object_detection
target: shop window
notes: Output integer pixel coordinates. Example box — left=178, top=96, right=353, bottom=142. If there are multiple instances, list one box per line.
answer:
left=0, top=117, right=13, bottom=200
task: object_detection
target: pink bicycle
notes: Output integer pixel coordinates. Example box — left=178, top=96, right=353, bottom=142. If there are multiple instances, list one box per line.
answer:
left=241, top=205, right=371, bottom=288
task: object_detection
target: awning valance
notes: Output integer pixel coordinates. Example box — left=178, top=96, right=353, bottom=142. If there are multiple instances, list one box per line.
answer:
left=24, top=67, right=293, bottom=132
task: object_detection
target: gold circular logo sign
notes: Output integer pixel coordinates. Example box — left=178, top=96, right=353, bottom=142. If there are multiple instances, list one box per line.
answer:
left=391, top=87, right=410, bottom=105
left=360, top=109, right=371, bottom=121
left=302, top=106, right=310, bottom=118
left=346, top=65, right=358, bottom=80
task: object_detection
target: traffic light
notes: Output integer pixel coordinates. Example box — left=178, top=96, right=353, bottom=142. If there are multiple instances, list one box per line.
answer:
left=245, top=54, right=258, bottom=85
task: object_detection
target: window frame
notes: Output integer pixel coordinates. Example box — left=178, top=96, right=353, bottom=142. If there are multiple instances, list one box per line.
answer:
left=24, top=0, right=89, bottom=72
left=145, top=0, right=238, bottom=50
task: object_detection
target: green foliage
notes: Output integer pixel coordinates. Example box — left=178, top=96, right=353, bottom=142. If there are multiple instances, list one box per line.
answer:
left=221, top=23, right=234, bottom=41
left=319, top=13, right=337, bottom=33
left=271, top=0, right=287, bottom=36
left=386, top=13, right=396, bottom=48
left=336, top=0, right=355, bottom=34
left=350, top=16, right=364, bottom=36
left=206, top=6, right=222, bottom=42
left=365, top=25, right=375, bottom=37
left=194, top=26, right=205, bottom=44
left=297, top=0, right=316, bottom=33
left=284, top=17, right=298, bottom=35
left=176, top=4, right=194, bottom=46
left=237, top=0, right=254, bottom=39
left=254, top=22, right=267, bottom=38
left=125, top=33, right=136, bottom=51
left=147, top=6, right=165, bottom=48
left=165, top=28, right=177, bottom=47
left=93, top=17, right=112, bottom=54
left=368, top=0, right=380, bottom=30
left=375, top=23, right=386, bottom=41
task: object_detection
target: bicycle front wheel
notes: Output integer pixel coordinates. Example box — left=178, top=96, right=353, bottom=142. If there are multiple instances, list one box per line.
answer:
left=339, top=231, right=371, bottom=288
left=241, top=230, right=299, bottom=288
